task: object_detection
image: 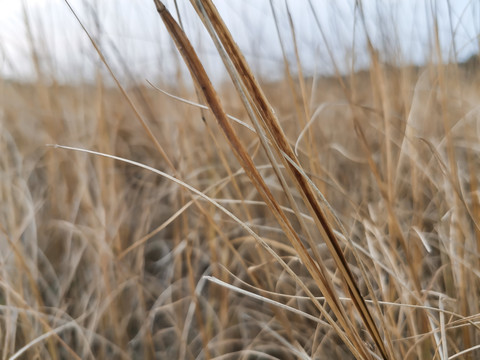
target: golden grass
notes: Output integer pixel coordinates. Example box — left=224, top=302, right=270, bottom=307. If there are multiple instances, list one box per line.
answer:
left=1, top=1, right=480, bottom=359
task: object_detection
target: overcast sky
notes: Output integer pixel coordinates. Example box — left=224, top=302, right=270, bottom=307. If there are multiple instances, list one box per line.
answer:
left=0, top=0, right=478, bottom=84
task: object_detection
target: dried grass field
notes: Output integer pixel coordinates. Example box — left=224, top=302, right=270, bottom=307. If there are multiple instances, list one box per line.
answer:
left=1, top=1, right=480, bottom=359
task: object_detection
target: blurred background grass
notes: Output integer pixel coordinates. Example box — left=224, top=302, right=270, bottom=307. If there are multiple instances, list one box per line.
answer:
left=1, top=1, right=480, bottom=359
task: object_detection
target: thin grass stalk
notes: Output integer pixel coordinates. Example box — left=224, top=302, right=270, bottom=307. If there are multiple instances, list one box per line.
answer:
left=151, top=2, right=373, bottom=358
left=184, top=1, right=389, bottom=358
left=268, top=0, right=308, bottom=130
left=190, top=1, right=384, bottom=358
left=63, top=0, right=176, bottom=173
left=283, top=1, right=322, bottom=184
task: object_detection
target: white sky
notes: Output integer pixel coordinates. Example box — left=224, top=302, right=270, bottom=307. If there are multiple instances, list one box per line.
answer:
left=0, top=0, right=478, bottom=83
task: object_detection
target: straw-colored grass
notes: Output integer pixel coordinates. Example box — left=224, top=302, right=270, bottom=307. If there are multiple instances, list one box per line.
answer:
left=1, top=1, right=480, bottom=359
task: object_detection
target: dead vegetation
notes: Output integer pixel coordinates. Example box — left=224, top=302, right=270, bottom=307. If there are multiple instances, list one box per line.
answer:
left=1, top=1, right=480, bottom=359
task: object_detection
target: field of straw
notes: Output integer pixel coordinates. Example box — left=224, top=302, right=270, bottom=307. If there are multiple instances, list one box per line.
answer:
left=1, top=1, right=480, bottom=359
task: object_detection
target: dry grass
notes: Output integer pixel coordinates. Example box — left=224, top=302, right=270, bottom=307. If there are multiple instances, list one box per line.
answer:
left=1, top=1, right=480, bottom=359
